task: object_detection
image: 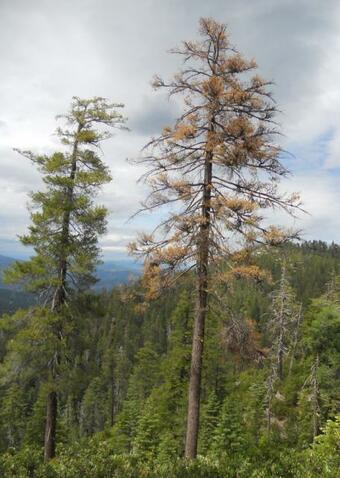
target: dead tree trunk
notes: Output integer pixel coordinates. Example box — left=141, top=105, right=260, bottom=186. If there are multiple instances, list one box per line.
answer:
left=185, top=148, right=212, bottom=459
left=311, top=355, right=321, bottom=438
left=44, top=390, right=57, bottom=462
left=288, top=304, right=302, bottom=375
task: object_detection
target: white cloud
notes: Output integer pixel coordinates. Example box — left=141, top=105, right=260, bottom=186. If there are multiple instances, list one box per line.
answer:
left=1, top=0, right=340, bottom=258
left=326, top=131, right=340, bottom=169
left=267, top=171, right=340, bottom=244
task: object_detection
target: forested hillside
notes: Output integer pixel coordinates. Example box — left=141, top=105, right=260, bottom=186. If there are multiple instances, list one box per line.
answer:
left=0, top=241, right=339, bottom=477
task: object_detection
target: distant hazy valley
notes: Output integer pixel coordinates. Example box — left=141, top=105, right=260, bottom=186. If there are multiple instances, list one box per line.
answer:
left=0, top=254, right=141, bottom=313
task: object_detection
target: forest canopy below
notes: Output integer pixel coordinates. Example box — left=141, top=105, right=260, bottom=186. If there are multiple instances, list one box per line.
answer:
left=1, top=241, right=339, bottom=477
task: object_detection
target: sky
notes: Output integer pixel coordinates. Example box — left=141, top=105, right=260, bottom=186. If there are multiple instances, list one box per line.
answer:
left=1, top=0, right=340, bottom=259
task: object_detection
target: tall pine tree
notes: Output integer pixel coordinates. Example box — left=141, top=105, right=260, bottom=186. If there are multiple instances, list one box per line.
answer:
left=5, top=97, right=126, bottom=461
left=130, top=18, right=300, bottom=457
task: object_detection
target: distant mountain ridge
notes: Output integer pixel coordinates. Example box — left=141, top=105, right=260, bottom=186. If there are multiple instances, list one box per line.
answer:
left=0, top=255, right=35, bottom=313
left=94, top=258, right=142, bottom=289
left=0, top=255, right=141, bottom=314
left=0, top=254, right=16, bottom=267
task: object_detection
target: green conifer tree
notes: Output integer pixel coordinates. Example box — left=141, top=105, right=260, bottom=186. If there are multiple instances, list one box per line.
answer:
left=132, top=396, right=162, bottom=460
left=199, top=391, right=220, bottom=455
left=4, top=96, right=126, bottom=461
left=211, top=396, right=246, bottom=457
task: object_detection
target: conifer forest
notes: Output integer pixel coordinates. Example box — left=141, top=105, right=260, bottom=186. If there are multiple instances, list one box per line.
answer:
left=0, top=6, right=339, bottom=478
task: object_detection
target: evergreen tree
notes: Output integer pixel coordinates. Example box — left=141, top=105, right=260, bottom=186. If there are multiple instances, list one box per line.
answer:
left=303, top=415, right=340, bottom=478
left=4, top=96, right=126, bottom=460
left=211, top=396, right=246, bottom=457
left=199, top=391, right=220, bottom=455
left=132, top=396, right=162, bottom=460
left=0, top=383, right=27, bottom=449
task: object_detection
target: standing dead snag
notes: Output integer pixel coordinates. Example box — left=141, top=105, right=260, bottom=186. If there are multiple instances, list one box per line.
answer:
left=129, top=18, right=300, bottom=458
left=269, top=262, right=302, bottom=381
left=302, top=355, right=321, bottom=439
left=289, top=303, right=303, bottom=375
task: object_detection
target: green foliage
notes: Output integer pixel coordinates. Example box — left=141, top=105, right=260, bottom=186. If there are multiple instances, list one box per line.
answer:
left=199, top=391, right=220, bottom=454
left=0, top=242, right=339, bottom=473
left=0, top=384, right=27, bottom=449
left=0, top=98, right=126, bottom=459
left=302, top=415, right=340, bottom=478
left=4, top=97, right=126, bottom=301
left=0, top=445, right=42, bottom=478
left=210, top=395, right=249, bottom=474
left=132, top=396, right=162, bottom=459
left=304, top=294, right=340, bottom=361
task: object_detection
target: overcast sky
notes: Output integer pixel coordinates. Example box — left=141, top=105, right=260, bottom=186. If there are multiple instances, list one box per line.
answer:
left=1, top=0, right=340, bottom=259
